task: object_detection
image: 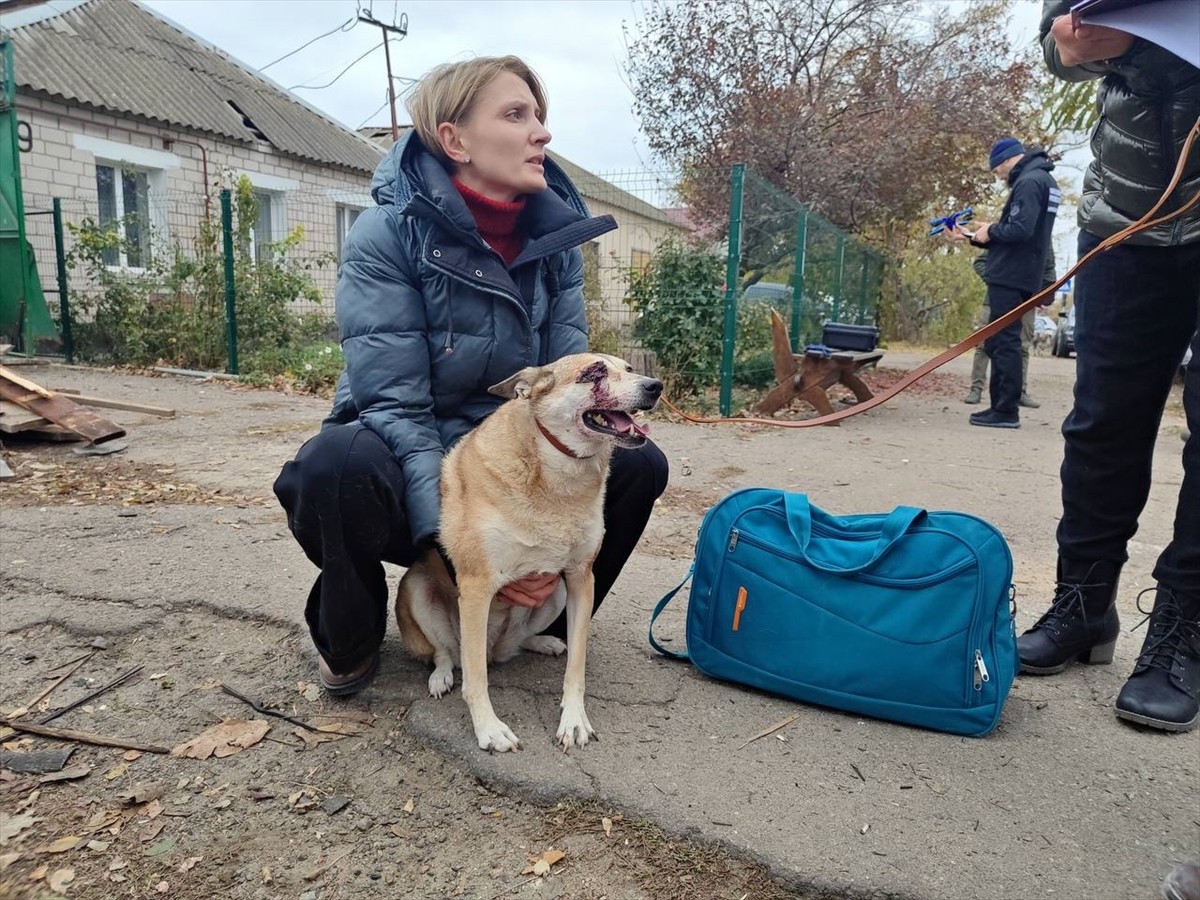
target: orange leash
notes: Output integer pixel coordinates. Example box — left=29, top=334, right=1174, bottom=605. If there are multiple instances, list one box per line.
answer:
left=663, top=117, right=1200, bottom=428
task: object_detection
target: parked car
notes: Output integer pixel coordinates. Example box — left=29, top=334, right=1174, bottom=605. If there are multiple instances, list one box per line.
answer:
left=1053, top=306, right=1076, bottom=358
left=1034, top=315, right=1057, bottom=338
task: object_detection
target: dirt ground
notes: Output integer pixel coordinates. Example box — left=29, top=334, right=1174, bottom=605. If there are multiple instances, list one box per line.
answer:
left=0, top=349, right=1193, bottom=900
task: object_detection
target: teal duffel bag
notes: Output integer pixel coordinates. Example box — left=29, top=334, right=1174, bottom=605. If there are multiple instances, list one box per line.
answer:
left=649, top=489, right=1018, bottom=737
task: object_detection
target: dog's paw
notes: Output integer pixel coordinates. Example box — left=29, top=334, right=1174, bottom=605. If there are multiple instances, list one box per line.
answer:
left=555, top=705, right=596, bottom=752
left=428, top=667, right=455, bottom=698
left=475, top=717, right=522, bottom=753
left=521, top=635, right=566, bottom=656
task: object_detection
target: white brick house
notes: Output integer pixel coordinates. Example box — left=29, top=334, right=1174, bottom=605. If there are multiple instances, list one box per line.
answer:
left=4, top=0, right=385, bottom=307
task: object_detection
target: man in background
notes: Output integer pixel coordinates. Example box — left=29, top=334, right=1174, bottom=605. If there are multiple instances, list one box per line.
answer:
left=950, top=137, right=1059, bottom=428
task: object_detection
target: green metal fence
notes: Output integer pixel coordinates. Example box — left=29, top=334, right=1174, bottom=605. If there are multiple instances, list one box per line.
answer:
left=22, top=162, right=881, bottom=405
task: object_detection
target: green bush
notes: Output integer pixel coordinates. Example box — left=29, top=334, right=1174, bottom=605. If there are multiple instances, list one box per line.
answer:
left=624, top=238, right=726, bottom=397
left=65, top=176, right=338, bottom=390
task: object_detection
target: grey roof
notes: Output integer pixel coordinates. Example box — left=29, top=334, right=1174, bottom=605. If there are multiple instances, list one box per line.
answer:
left=355, top=126, right=675, bottom=226
left=3, top=0, right=385, bottom=175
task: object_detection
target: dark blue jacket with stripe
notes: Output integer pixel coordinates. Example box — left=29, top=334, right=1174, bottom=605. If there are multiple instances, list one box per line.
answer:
left=322, top=131, right=616, bottom=545
left=976, top=149, right=1060, bottom=295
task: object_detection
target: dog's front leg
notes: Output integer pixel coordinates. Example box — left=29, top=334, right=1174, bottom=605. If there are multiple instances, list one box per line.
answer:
left=556, top=566, right=596, bottom=751
left=458, top=576, right=521, bottom=753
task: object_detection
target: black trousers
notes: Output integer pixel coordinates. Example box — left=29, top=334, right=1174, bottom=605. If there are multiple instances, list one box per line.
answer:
left=983, top=283, right=1028, bottom=416
left=1058, top=230, right=1199, bottom=601
left=274, top=422, right=670, bottom=672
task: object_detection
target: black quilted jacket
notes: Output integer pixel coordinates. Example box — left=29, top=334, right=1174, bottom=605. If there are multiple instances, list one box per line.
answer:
left=1041, top=0, right=1200, bottom=245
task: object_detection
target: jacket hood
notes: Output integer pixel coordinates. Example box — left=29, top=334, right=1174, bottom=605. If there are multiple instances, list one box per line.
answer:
left=370, top=130, right=594, bottom=238
left=1008, top=148, right=1054, bottom=185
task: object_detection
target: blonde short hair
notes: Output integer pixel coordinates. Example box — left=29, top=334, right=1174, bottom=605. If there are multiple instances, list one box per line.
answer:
left=406, top=56, right=548, bottom=167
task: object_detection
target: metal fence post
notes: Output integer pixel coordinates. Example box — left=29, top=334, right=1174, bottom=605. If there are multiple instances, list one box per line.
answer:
left=220, top=189, right=238, bottom=375
left=51, top=198, right=73, bottom=364
left=857, top=250, right=871, bottom=325
left=831, top=233, right=845, bottom=323
left=789, top=208, right=808, bottom=353
left=719, top=163, right=745, bottom=418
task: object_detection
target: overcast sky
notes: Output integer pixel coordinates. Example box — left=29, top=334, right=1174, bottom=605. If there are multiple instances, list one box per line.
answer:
left=140, top=0, right=1050, bottom=176
left=142, top=0, right=656, bottom=175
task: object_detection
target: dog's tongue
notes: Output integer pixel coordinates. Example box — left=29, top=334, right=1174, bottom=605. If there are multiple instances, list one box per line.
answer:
left=604, top=411, right=650, bottom=436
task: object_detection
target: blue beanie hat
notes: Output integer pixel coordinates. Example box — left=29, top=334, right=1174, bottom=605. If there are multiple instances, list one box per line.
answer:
left=988, top=137, right=1024, bottom=169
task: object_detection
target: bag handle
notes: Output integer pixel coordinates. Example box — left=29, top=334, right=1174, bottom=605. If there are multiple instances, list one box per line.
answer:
left=648, top=564, right=693, bottom=660
left=784, top=493, right=925, bottom=574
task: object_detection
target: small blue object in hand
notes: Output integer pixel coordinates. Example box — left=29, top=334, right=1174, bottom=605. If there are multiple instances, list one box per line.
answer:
left=928, top=205, right=974, bottom=237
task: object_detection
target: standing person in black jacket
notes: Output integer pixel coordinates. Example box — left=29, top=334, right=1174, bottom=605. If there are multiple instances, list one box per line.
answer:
left=949, top=137, right=1060, bottom=428
left=1017, top=2, right=1200, bottom=735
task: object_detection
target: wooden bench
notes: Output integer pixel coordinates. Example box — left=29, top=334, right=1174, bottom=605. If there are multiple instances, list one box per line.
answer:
left=755, top=309, right=883, bottom=419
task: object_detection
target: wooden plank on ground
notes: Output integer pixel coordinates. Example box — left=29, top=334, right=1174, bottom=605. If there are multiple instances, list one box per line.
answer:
left=52, top=390, right=175, bottom=418
left=0, top=365, right=126, bottom=444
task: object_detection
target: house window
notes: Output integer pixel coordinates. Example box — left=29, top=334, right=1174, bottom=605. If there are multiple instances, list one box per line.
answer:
left=631, top=248, right=652, bottom=277
left=96, top=163, right=152, bottom=268
left=336, top=204, right=363, bottom=261
left=249, top=189, right=278, bottom=263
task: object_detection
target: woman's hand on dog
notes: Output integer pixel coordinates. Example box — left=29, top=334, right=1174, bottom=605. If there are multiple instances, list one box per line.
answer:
left=499, top=572, right=561, bottom=608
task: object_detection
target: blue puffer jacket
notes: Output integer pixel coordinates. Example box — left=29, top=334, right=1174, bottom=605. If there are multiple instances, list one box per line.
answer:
left=323, top=131, right=617, bottom=545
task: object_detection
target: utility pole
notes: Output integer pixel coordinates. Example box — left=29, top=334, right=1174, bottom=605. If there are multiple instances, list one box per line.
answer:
left=357, top=9, right=408, bottom=143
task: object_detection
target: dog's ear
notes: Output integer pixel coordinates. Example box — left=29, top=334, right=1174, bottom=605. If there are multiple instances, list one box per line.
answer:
left=488, top=366, right=556, bottom=400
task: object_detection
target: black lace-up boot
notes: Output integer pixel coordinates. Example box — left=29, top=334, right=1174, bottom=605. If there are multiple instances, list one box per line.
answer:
left=1115, top=588, right=1200, bottom=733
left=1017, top=559, right=1122, bottom=675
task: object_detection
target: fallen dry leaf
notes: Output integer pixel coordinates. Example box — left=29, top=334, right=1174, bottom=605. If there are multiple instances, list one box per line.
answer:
left=297, top=681, right=320, bottom=702
left=178, top=855, right=202, bottom=872
left=403, top=798, right=414, bottom=814
left=0, top=812, right=38, bottom=846
left=48, top=867, right=74, bottom=894
left=143, top=799, right=164, bottom=820
left=47, top=868, right=73, bottom=897
left=39, top=764, right=92, bottom=784
left=171, top=719, right=270, bottom=760
left=602, top=816, right=612, bottom=837
left=139, top=821, right=165, bottom=843
left=104, top=763, right=128, bottom=781
left=156, top=880, right=170, bottom=892
left=522, top=848, right=566, bottom=876
left=29, top=862, right=48, bottom=880
left=0, top=851, right=21, bottom=870
left=117, top=783, right=164, bottom=806
left=38, top=836, right=81, bottom=854
left=122, top=750, right=142, bottom=762
left=86, top=840, right=109, bottom=852
left=261, top=865, right=272, bottom=883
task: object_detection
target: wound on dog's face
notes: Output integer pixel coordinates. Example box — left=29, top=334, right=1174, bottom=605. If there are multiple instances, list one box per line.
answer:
left=575, top=361, right=607, bottom=384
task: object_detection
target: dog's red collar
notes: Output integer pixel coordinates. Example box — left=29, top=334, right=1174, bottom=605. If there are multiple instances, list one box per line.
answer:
left=535, top=418, right=592, bottom=460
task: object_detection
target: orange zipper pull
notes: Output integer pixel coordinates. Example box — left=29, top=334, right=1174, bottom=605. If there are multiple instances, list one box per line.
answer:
left=732, top=586, right=747, bottom=631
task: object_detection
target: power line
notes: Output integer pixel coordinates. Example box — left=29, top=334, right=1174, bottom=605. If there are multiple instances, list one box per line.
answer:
left=289, top=40, right=384, bottom=91
left=356, top=92, right=393, bottom=130
left=260, top=17, right=356, bottom=72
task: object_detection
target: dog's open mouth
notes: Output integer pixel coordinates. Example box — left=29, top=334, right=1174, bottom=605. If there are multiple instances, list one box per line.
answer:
left=583, top=409, right=650, bottom=445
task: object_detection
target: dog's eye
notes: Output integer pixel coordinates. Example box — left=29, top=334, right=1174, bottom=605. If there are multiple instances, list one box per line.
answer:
left=577, top=361, right=607, bottom=384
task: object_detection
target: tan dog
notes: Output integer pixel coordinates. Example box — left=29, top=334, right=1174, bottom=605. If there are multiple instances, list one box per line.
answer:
left=395, top=353, right=663, bottom=752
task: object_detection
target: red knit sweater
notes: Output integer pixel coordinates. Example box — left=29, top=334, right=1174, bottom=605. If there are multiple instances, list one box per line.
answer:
left=453, top=179, right=526, bottom=266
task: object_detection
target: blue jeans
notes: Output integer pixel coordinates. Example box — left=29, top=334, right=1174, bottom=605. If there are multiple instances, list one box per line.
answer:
left=1057, top=231, right=1200, bottom=599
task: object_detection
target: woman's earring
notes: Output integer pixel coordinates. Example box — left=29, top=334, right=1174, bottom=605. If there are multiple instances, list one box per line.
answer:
left=462, top=156, right=470, bottom=165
